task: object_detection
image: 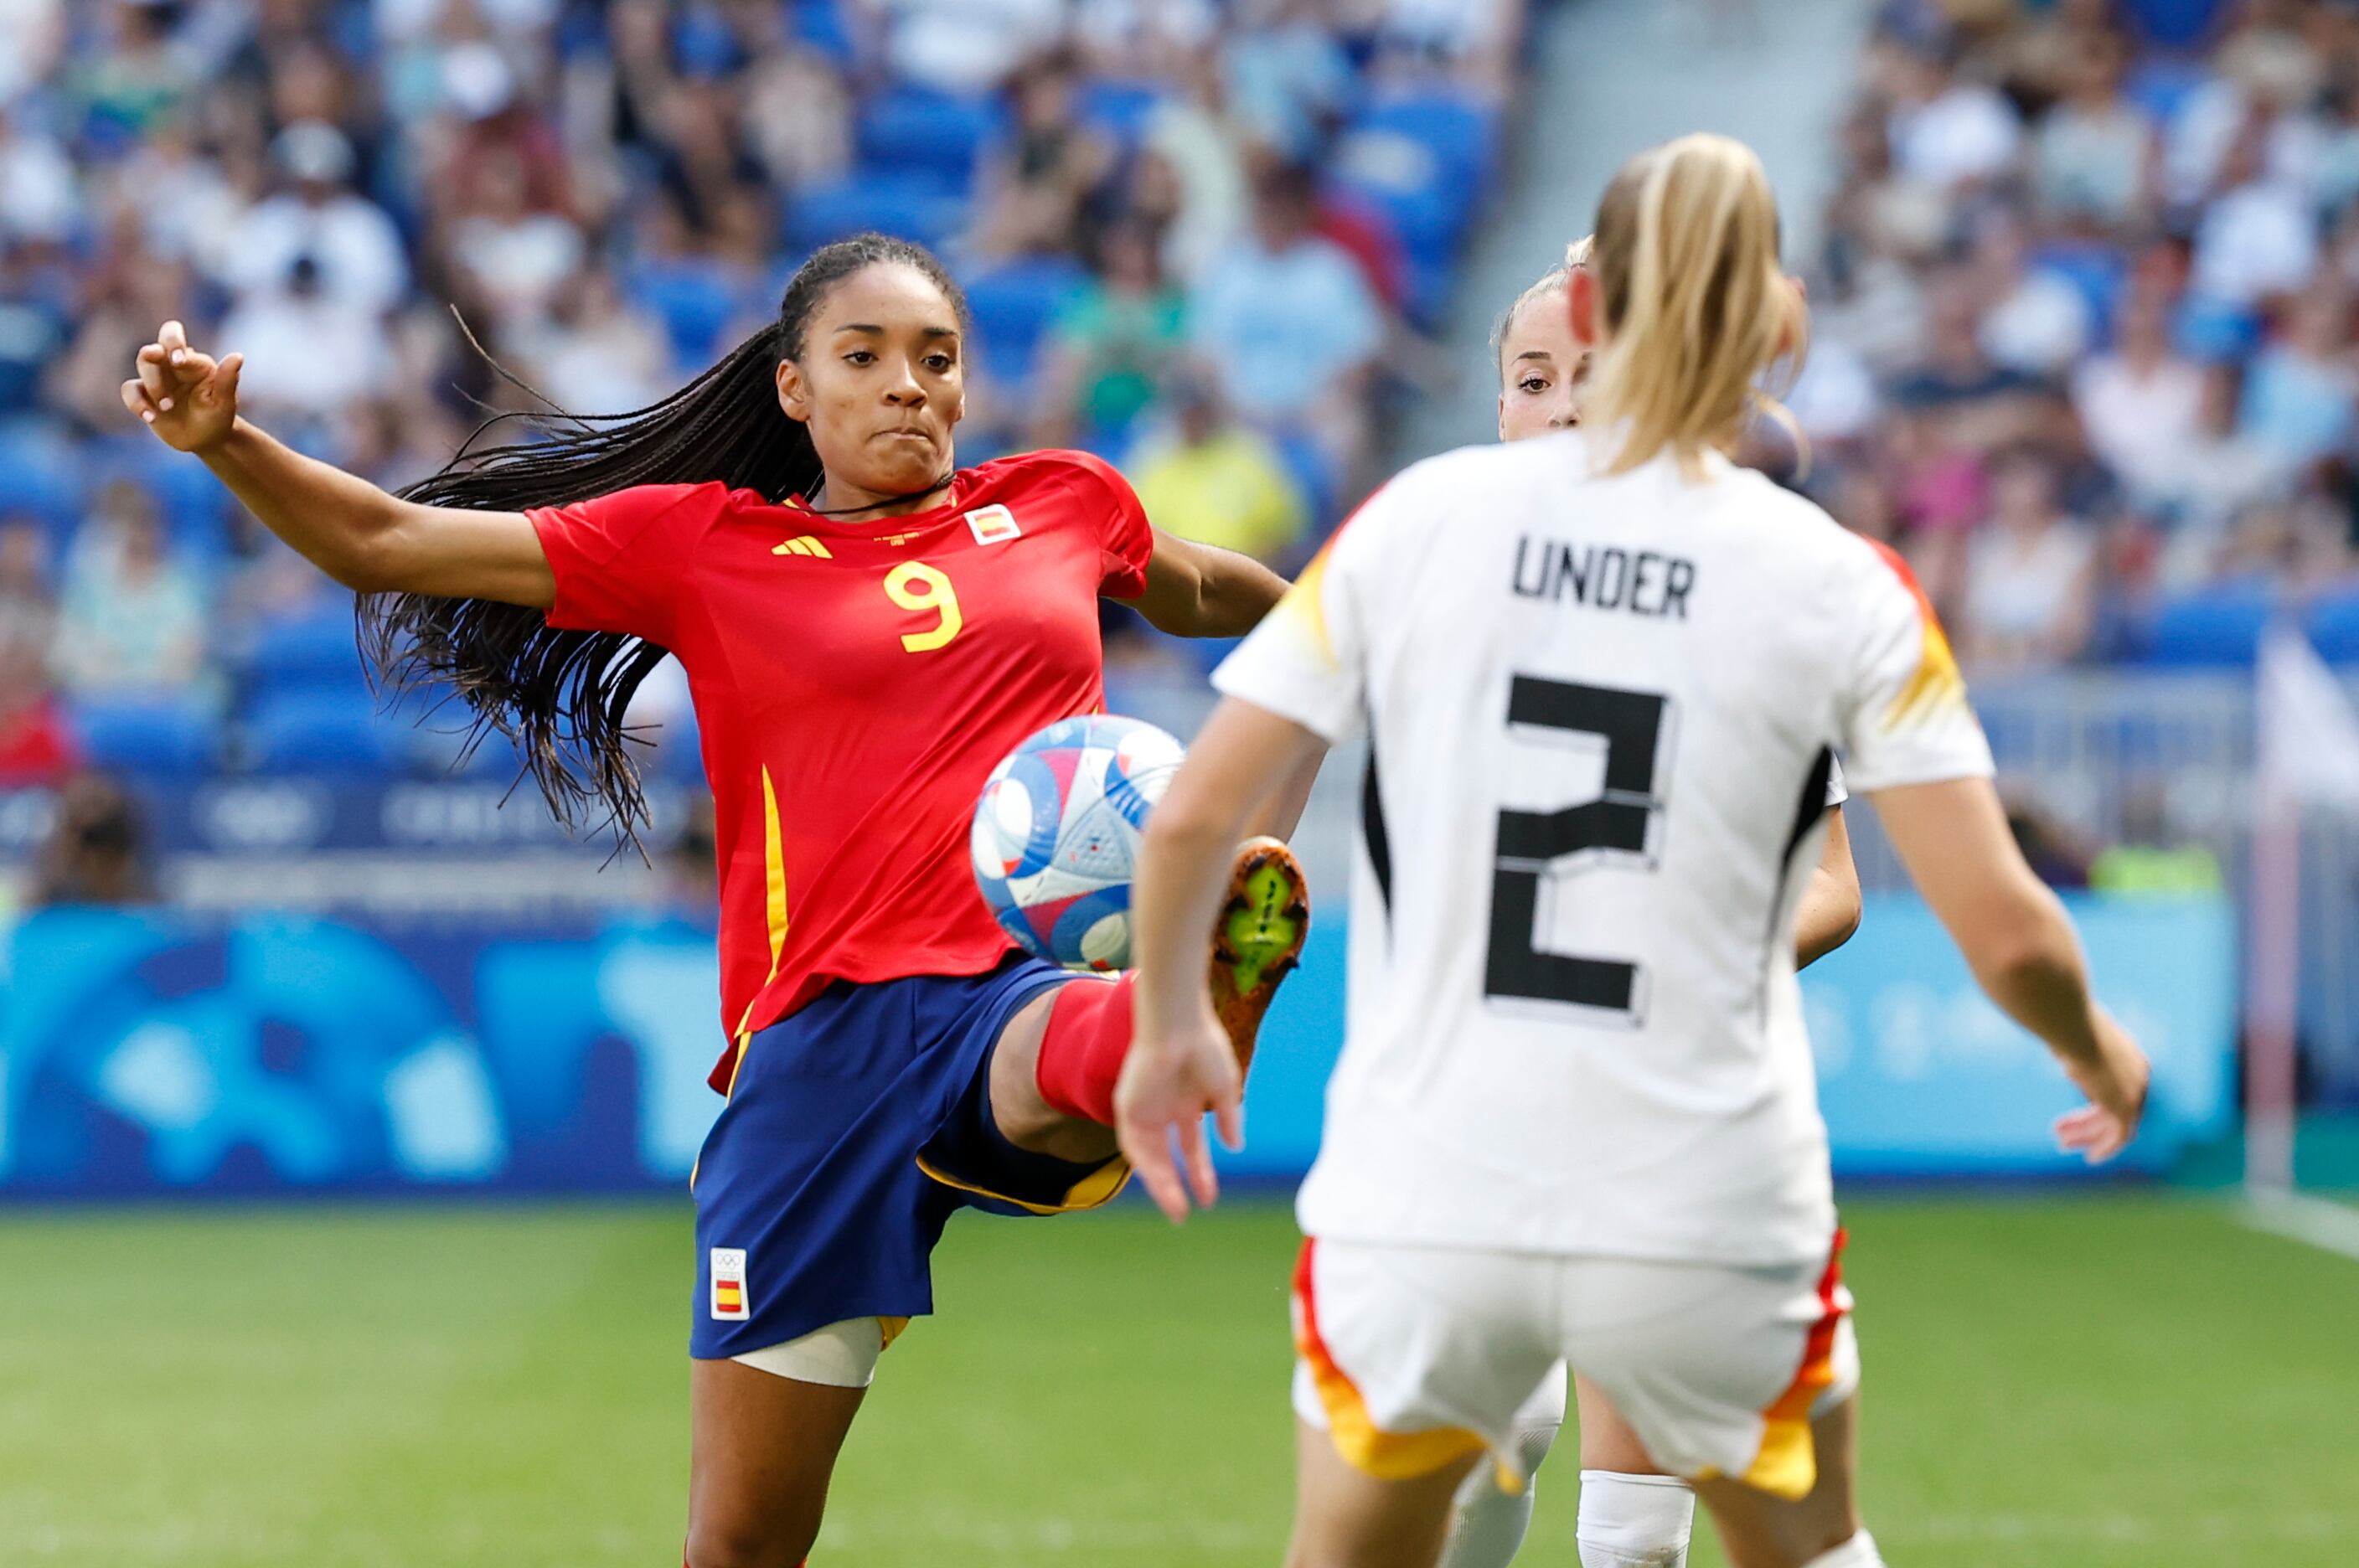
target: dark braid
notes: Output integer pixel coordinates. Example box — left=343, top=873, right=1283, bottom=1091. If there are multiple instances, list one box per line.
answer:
left=362, top=234, right=972, bottom=843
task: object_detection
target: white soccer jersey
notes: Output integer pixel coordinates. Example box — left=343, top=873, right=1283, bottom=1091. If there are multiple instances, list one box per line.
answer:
left=1215, top=431, right=1992, bottom=1266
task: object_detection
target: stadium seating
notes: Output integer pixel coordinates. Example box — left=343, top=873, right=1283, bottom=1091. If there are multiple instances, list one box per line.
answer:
left=244, top=689, right=405, bottom=774
left=626, top=260, right=753, bottom=369
left=965, top=257, right=1090, bottom=389
left=2307, top=587, right=2359, bottom=665
left=856, top=90, right=1008, bottom=189
left=0, top=425, right=86, bottom=541
left=67, top=695, right=217, bottom=775
left=244, top=610, right=372, bottom=699
left=1074, top=80, right=1166, bottom=148
left=786, top=171, right=970, bottom=253
left=2129, top=583, right=2279, bottom=667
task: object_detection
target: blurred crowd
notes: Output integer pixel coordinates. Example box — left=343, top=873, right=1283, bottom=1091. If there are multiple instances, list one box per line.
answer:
left=1784, top=0, right=2359, bottom=679
left=0, top=0, right=1526, bottom=788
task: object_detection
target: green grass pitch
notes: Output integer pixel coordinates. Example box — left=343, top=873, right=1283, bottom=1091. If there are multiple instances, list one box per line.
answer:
left=1, top=1194, right=2353, bottom=1565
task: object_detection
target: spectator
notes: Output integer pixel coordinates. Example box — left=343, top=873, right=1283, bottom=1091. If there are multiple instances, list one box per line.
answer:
left=2150, top=362, right=2287, bottom=585
left=0, top=0, right=62, bottom=109
left=52, top=481, right=207, bottom=699
left=2032, top=26, right=2152, bottom=231
left=516, top=266, right=674, bottom=416
left=0, top=104, right=80, bottom=245
left=1190, top=159, right=1385, bottom=473
left=1226, top=0, right=1356, bottom=162
left=739, top=35, right=854, bottom=193
left=2241, top=284, right=2357, bottom=469
left=217, top=251, right=397, bottom=430
left=0, top=514, right=54, bottom=664
left=28, top=771, right=153, bottom=907
left=1888, top=267, right=2042, bottom=451
left=2190, top=111, right=2317, bottom=307
left=1125, top=374, right=1310, bottom=565
left=871, top=0, right=1068, bottom=95
left=1882, top=33, right=2022, bottom=193
left=1033, top=219, right=1189, bottom=446
left=2072, top=288, right=2206, bottom=500
left=1138, top=45, right=1253, bottom=284
left=0, top=236, right=71, bottom=419
left=1973, top=208, right=2093, bottom=376
left=441, top=145, right=586, bottom=333
left=0, top=643, right=77, bottom=789
left=970, top=49, right=1115, bottom=260
left=214, top=120, right=409, bottom=316
left=1962, top=448, right=2099, bottom=675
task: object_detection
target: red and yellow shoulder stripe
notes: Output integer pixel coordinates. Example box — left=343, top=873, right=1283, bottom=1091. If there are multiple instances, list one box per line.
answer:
left=1866, top=539, right=1966, bottom=730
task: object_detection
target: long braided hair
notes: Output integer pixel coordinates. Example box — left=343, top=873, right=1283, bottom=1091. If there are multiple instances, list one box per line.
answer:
left=364, top=234, right=971, bottom=842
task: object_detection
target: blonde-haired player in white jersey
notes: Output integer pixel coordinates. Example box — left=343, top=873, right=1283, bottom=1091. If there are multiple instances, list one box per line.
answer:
left=1117, top=133, right=2150, bottom=1568
left=1436, top=238, right=1863, bottom=1568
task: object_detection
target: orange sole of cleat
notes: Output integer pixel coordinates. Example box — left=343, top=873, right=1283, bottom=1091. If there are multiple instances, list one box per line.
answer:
left=1210, top=835, right=1311, bottom=1082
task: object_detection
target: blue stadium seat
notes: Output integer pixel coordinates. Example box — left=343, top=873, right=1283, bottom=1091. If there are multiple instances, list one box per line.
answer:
left=2129, top=585, right=2279, bottom=667
left=0, top=425, right=85, bottom=536
left=790, top=0, right=855, bottom=64
left=856, top=91, right=1007, bottom=188
left=1330, top=95, right=1496, bottom=271
left=625, top=260, right=747, bottom=366
left=2121, top=57, right=2214, bottom=124
left=85, top=438, right=234, bottom=565
left=245, top=690, right=403, bottom=774
left=966, top=258, right=1089, bottom=388
left=2121, top=1, right=2234, bottom=53
left=1076, top=80, right=1165, bottom=147
left=2031, top=245, right=2127, bottom=344
left=2173, top=294, right=2261, bottom=363
left=2307, top=588, right=2359, bottom=666
left=1273, top=430, right=1339, bottom=531
left=66, top=695, right=217, bottom=774
left=245, top=610, right=371, bottom=696
left=1347, top=92, right=1499, bottom=193
left=786, top=171, right=969, bottom=252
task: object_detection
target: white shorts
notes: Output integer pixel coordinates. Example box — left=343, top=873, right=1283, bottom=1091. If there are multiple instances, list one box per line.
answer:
left=1290, top=1234, right=1858, bottom=1501
left=730, top=1315, right=907, bottom=1388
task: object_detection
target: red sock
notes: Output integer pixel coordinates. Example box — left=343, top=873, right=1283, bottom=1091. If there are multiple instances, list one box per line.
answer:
left=1032, top=975, right=1137, bottom=1126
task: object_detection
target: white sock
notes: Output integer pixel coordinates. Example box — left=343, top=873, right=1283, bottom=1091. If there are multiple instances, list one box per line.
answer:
left=1435, top=1419, right=1561, bottom=1568
left=1802, top=1529, right=1884, bottom=1567
left=1576, top=1470, right=1696, bottom=1568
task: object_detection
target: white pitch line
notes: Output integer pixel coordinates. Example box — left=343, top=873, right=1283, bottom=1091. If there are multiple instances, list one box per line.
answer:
left=2240, top=1188, right=2359, bottom=1261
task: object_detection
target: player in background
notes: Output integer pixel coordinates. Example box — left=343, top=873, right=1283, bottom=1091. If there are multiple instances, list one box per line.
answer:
left=1441, top=240, right=1862, bottom=1568
left=121, top=232, right=1314, bottom=1568
left=1118, top=135, right=2150, bottom=1568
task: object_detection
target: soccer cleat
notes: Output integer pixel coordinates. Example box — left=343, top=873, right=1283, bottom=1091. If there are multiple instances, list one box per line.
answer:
left=1209, top=836, right=1310, bottom=1081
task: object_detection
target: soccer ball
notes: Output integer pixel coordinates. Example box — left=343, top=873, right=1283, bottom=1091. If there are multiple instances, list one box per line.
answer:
left=970, top=714, right=1187, bottom=972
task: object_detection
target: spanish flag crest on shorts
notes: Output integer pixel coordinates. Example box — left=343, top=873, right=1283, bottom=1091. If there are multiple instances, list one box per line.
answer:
left=710, top=1247, right=750, bottom=1320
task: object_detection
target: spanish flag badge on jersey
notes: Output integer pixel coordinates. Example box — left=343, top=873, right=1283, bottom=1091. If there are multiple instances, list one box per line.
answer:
left=710, top=1247, right=750, bottom=1321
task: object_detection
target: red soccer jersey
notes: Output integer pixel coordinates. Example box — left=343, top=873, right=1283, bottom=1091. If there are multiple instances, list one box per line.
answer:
left=527, top=448, right=1155, bottom=1091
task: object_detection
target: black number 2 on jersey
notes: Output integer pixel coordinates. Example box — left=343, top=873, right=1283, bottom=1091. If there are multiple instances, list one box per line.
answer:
left=1484, top=675, right=1671, bottom=1016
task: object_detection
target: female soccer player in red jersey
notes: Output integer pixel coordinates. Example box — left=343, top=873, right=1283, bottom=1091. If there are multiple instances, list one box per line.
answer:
left=123, top=232, right=1312, bottom=1568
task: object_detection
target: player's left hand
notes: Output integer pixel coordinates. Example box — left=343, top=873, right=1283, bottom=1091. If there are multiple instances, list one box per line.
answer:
left=1114, top=1009, right=1241, bottom=1224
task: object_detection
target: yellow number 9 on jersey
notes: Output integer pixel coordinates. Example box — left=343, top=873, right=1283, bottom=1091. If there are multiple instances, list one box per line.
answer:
left=884, top=561, right=963, bottom=653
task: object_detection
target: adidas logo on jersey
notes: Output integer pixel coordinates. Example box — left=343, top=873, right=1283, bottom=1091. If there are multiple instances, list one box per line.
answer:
left=772, top=535, right=833, bottom=559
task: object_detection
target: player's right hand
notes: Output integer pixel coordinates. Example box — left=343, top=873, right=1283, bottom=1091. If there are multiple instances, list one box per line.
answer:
left=121, top=319, right=244, bottom=455
left=1114, top=1006, right=1241, bottom=1225
left=2053, top=1008, right=2150, bottom=1164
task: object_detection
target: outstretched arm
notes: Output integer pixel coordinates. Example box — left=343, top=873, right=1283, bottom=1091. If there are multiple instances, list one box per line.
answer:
left=122, top=320, right=554, bottom=607
left=1128, top=529, right=1290, bottom=638
left=1118, top=696, right=1327, bottom=1220
left=1875, top=776, right=2150, bottom=1162
left=1794, top=807, right=1862, bottom=968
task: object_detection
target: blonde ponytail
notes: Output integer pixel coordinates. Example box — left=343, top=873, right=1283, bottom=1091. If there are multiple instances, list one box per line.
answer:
left=1584, top=134, right=1805, bottom=477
